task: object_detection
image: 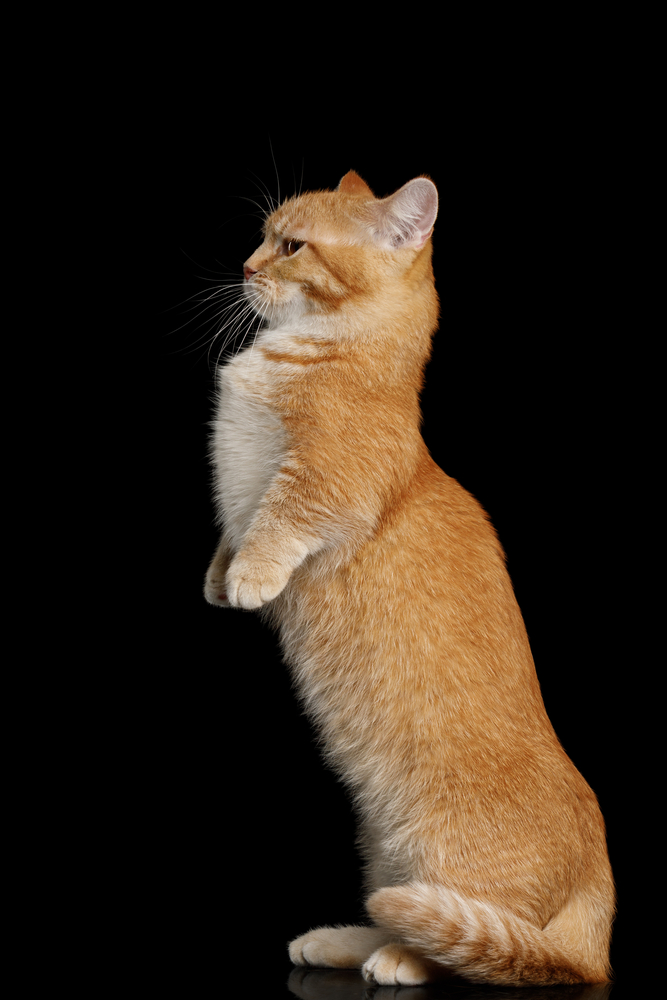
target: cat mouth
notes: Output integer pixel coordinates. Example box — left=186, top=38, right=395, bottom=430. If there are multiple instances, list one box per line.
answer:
left=244, top=274, right=297, bottom=315
left=243, top=276, right=270, bottom=303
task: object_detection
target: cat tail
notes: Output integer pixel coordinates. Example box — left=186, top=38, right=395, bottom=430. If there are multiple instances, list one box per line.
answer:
left=367, top=882, right=612, bottom=986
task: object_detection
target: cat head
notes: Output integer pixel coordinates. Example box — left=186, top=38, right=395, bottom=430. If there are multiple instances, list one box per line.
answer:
left=243, top=172, right=438, bottom=325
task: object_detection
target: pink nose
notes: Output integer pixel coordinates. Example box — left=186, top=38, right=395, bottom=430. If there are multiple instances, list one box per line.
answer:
left=244, top=265, right=257, bottom=282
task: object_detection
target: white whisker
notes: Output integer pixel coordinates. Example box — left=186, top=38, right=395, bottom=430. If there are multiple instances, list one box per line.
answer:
left=268, top=138, right=281, bottom=210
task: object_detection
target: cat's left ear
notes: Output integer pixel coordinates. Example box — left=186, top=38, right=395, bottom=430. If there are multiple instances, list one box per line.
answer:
left=338, top=171, right=375, bottom=197
left=367, top=177, right=438, bottom=251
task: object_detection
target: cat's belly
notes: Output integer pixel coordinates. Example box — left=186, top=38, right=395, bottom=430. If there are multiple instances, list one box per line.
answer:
left=210, top=358, right=287, bottom=550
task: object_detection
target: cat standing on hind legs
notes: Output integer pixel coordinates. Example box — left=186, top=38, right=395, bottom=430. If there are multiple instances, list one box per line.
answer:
left=204, top=169, right=615, bottom=986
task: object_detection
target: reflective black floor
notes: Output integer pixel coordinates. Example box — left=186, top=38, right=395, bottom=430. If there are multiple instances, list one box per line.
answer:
left=286, top=968, right=615, bottom=1000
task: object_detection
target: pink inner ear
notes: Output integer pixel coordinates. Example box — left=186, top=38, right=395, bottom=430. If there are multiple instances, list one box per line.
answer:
left=337, top=171, right=375, bottom=198
left=415, top=228, right=434, bottom=250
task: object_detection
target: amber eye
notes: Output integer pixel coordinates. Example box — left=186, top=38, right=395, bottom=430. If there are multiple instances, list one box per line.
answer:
left=283, top=239, right=305, bottom=257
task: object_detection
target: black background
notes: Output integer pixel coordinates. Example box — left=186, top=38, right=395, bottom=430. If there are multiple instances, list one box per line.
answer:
left=140, top=90, right=643, bottom=997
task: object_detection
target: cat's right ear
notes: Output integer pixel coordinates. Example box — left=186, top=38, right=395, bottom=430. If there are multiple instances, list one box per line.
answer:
left=367, top=177, right=438, bottom=251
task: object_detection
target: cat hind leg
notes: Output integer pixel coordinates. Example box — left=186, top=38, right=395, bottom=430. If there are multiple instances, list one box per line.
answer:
left=367, top=882, right=609, bottom=986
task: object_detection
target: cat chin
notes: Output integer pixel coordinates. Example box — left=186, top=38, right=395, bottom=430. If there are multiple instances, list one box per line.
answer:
left=244, top=283, right=304, bottom=325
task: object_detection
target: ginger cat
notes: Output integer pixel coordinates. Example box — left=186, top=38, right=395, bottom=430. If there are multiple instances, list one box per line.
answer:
left=204, top=170, right=614, bottom=986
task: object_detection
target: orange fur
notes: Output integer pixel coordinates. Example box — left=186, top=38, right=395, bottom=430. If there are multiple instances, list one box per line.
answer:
left=204, top=171, right=614, bottom=986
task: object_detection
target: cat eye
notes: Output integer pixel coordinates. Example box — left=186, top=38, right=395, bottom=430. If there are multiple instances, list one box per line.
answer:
left=282, top=239, right=305, bottom=257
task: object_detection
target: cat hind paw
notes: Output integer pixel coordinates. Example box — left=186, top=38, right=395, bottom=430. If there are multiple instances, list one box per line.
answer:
left=362, top=943, right=438, bottom=986
left=289, top=925, right=394, bottom=970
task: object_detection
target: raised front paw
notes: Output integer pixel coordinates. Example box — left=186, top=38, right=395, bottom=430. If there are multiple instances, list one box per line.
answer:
left=204, top=543, right=232, bottom=607
left=204, top=578, right=231, bottom=607
left=226, top=554, right=291, bottom=610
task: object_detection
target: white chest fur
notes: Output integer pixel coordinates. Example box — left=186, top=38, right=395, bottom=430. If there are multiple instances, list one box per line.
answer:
left=210, top=350, right=287, bottom=551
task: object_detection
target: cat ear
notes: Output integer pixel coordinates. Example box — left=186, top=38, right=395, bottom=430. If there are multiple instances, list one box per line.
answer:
left=367, top=177, right=438, bottom=250
left=337, top=171, right=375, bottom=197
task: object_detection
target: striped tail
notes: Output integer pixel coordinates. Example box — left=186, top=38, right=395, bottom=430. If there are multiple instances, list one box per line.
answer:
left=367, top=882, right=611, bottom=986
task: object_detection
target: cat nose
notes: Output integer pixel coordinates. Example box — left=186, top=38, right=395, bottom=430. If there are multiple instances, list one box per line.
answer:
left=244, top=265, right=257, bottom=282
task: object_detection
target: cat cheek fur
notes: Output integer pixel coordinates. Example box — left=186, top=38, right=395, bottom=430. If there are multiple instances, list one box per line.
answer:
left=204, top=171, right=614, bottom=986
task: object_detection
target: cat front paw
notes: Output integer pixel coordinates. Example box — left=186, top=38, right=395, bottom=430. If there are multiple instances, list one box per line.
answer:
left=204, top=556, right=231, bottom=607
left=226, top=554, right=291, bottom=609
left=204, top=538, right=232, bottom=607
left=204, top=578, right=231, bottom=607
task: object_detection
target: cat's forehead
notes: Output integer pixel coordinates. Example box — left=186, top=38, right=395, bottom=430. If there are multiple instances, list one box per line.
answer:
left=266, top=190, right=370, bottom=242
